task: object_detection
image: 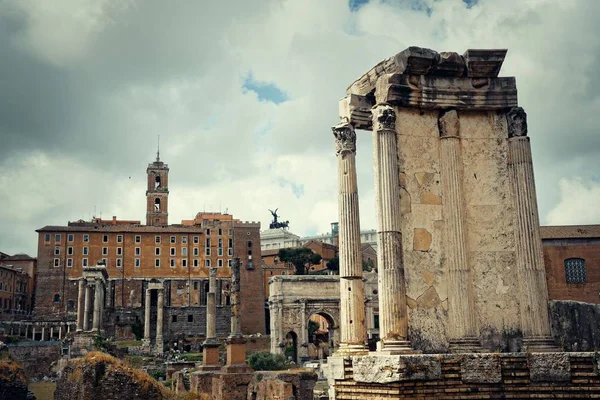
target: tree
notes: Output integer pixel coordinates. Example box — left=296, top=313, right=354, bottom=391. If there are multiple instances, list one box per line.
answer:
left=308, top=320, right=320, bottom=343
left=326, top=257, right=339, bottom=273
left=278, top=248, right=322, bottom=275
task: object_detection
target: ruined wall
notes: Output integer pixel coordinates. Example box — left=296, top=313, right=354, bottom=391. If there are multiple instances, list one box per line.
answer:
left=550, top=300, right=600, bottom=351
left=397, top=107, right=521, bottom=352
left=7, top=342, right=61, bottom=379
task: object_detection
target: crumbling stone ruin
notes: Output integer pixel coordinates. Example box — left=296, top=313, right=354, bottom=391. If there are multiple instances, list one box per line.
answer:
left=0, top=344, right=35, bottom=400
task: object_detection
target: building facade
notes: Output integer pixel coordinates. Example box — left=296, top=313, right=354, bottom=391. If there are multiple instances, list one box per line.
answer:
left=0, top=253, right=36, bottom=319
left=34, top=155, right=265, bottom=345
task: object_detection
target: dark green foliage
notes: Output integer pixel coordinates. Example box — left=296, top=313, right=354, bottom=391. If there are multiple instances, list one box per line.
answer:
left=278, top=248, right=322, bottom=275
left=326, top=257, right=339, bottom=273
left=308, top=320, right=320, bottom=342
left=131, top=319, right=143, bottom=341
left=246, top=352, right=288, bottom=371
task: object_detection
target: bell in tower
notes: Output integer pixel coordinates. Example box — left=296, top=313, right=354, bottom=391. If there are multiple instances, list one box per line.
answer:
left=146, top=146, right=169, bottom=226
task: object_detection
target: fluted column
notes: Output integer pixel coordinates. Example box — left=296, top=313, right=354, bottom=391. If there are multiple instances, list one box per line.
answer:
left=76, top=278, right=85, bottom=332
left=229, top=260, right=242, bottom=338
left=206, top=268, right=217, bottom=340
left=333, top=120, right=368, bottom=354
left=155, top=288, right=164, bottom=353
left=92, top=280, right=102, bottom=331
left=372, top=104, right=414, bottom=353
left=83, top=283, right=92, bottom=331
left=143, top=288, right=151, bottom=346
left=506, top=107, right=557, bottom=352
left=438, top=110, right=480, bottom=352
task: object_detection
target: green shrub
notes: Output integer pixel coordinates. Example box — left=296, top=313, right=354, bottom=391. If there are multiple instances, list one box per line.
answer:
left=246, top=352, right=287, bottom=371
left=148, top=369, right=166, bottom=381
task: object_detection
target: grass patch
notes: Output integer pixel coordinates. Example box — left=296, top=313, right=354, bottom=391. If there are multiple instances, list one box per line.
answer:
left=124, top=355, right=147, bottom=369
left=179, top=353, right=203, bottom=362
left=115, top=340, right=143, bottom=349
left=29, top=381, right=56, bottom=400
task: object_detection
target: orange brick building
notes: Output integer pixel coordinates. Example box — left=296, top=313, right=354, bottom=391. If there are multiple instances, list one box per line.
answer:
left=34, top=155, right=265, bottom=341
left=542, top=225, right=600, bottom=304
left=0, top=253, right=36, bottom=319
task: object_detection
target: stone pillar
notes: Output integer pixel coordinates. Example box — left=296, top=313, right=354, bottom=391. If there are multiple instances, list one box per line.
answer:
left=200, top=268, right=220, bottom=371
left=106, top=281, right=113, bottom=309
left=41, top=326, right=45, bottom=341
left=92, top=280, right=102, bottom=331
left=438, top=110, right=480, bottom=352
left=155, top=288, right=164, bottom=354
left=32, top=326, right=36, bottom=341
left=18, top=323, right=22, bottom=336
left=277, top=299, right=284, bottom=355
left=299, top=301, right=308, bottom=361
left=50, top=327, right=54, bottom=340
left=67, top=323, right=71, bottom=333
left=143, top=288, right=151, bottom=347
left=371, top=104, right=414, bottom=353
left=76, top=278, right=85, bottom=332
left=83, top=284, right=92, bottom=331
left=332, top=120, right=368, bottom=355
left=222, top=258, right=251, bottom=373
left=506, top=107, right=558, bottom=352
left=58, top=325, right=62, bottom=340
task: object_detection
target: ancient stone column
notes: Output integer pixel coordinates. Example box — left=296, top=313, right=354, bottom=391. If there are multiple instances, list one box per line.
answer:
left=332, top=120, right=368, bottom=355
left=506, top=107, right=558, bottom=352
left=155, top=288, right=164, bottom=353
left=299, top=301, right=308, bottom=361
left=92, top=280, right=102, bottom=331
left=371, top=104, right=414, bottom=353
left=277, top=299, right=284, bottom=355
left=76, top=279, right=85, bottom=331
left=50, top=327, right=54, bottom=339
left=438, top=110, right=481, bottom=352
left=143, top=288, right=151, bottom=346
left=83, top=283, right=92, bottom=331
left=41, top=326, right=45, bottom=341
left=58, top=325, right=62, bottom=340
left=32, top=326, right=36, bottom=341
left=200, top=268, right=220, bottom=371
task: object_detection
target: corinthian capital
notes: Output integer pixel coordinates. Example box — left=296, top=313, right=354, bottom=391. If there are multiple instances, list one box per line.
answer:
left=507, top=107, right=528, bottom=138
left=332, top=120, right=357, bottom=156
left=372, top=103, right=396, bottom=132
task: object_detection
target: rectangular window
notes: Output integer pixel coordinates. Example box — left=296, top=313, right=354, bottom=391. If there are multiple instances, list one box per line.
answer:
left=228, top=228, right=233, bottom=235
left=155, top=236, right=161, bottom=244
left=218, top=228, right=222, bottom=235
left=44, top=234, right=50, bottom=242
left=68, top=234, right=74, bottom=242
left=103, top=235, right=108, bottom=243
left=194, top=281, right=199, bottom=290
left=55, top=234, right=61, bottom=242
left=170, top=236, right=176, bottom=244
left=205, top=248, right=211, bottom=256
left=193, top=248, right=199, bottom=256
left=188, top=315, right=193, bottom=322
left=102, top=258, right=107, bottom=266
left=170, top=247, right=176, bottom=256
left=193, top=236, right=199, bottom=244
left=182, top=236, right=188, bottom=244
left=135, top=258, right=140, bottom=268
left=170, top=259, right=175, bottom=268
left=228, top=238, right=233, bottom=247
left=182, top=259, right=187, bottom=267
left=193, top=259, right=199, bottom=267
left=135, top=235, right=141, bottom=243
left=206, top=228, right=211, bottom=235
left=117, top=247, right=122, bottom=256
left=228, top=259, right=233, bottom=267
left=135, top=247, right=141, bottom=256
left=155, top=259, right=160, bottom=268
left=218, top=248, right=223, bottom=256
left=102, top=247, right=108, bottom=256
left=54, top=258, right=60, bottom=267
left=67, top=247, right=73, bottom=256
left=54, top=246, right=60, bottom=256
left=218, top=259, right=223, bottom=267
left=206, top=238, right=210, bottom=247
left=83, top=247, right=89, bottom=256
left=116, top=258, right=122, bottom=268
left=205, top=259, right=211, bottom=267
left=218, top=238, right=223, bottom=248
left=82, top=258, right=88, bottom=267
left=83, top=234, right=89, bottom=242
left=172, top=315, right=177, bottom=323
left=228, top=248, right=233, bottom=256
left=67, top=258, right=73, bottom=268
left=182, top=248, right=187, bottom=257
left=117, top=235, right=123, bottom=243
left=155, top=247, right=160, bottom=256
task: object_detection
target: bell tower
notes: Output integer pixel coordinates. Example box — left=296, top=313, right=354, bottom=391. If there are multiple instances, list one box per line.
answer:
left=146, top=147, right=169, bottom=226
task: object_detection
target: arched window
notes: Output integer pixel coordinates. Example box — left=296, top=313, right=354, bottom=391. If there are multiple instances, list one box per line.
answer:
left=155, top=175, right=161, bottom=188
left=154, top=198, right=161, bottom=211
left=565, top=258, right=586, bottom=283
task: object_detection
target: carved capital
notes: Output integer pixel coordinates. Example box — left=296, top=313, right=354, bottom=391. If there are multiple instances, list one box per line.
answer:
left=439, top=109, right=460, bottom=138
left=507, top=107, right=528, bottom=138
left=372, top=104, right=396, bottom=132
left=332, top=121, right=356, bottom=156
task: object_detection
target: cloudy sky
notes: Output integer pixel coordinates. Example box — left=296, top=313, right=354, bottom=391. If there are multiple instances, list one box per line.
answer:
left=1, top=0, right=599, bottom=256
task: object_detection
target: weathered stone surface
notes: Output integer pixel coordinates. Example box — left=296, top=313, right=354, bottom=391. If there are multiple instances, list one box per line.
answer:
left=416, top=286, right=441, bottom=309
left=352, top=355, right=442, bottom=383
left=422, top=271, right=436, bottom=286
left=55, top=351, right=169, bottom=400
left=463, top=49, right=507, bottom=78
left=460, top=354, right=502, bottom=383
left=528, top=353, right=571, bottom=382
left=246, top=369, right=317, bottom=400
left=413, top=228, right=432, bottom=251
left=550, top=300, right=600, bottom=351
left=0, top=352, right=33, bottom=400
left=212, top=372, right=253, bottom=400
left=420, top=191, right=441, bottom=205
left=323, top=356, right=345, bottom=380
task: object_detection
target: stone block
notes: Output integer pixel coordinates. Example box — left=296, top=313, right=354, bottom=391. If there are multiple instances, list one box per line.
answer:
left=211, top=372, right=254, bottom=400
left=528, top=352, right=571, bottom=382
left=413, top=228, right=432, bottom=251
left=416, top=286, right=441, bottom=309
left=323, top=356, right=346, bottom=380
left=352, top=355, right=442, bottom=383
left=460, top=354, right=502, bottom=383
left=420, top=191, right=441, bottom=205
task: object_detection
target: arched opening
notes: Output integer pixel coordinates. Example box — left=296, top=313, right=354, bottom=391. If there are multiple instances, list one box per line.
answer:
left=155, top=175, right=161, bottom=188
left=53, top=294, right=61, bottom=303
left=284, top=331, right=298, bottom=364
left=307, top=312, right=335, bottom=361
left=154, top=198, right=161, bottom=211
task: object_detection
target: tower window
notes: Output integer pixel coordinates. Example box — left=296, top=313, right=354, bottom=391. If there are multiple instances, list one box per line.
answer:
left=155, top=235, right=161, bottom=244
left=565, top=258, right=587, bottom=283
left=44, top=234, right=50, bottom=242
left=135, top=235, right=141, bottom=243
left=155, top=259, right=160, bottom=268
left=155, top=198, right=161, bottom=211
left=155, top=175, right=161, bottom=188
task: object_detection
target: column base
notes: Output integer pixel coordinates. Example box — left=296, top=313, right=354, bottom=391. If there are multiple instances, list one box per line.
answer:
left=377, top=339, right=420, bottom=354
left=201, top=340, right=221, bottom=370
left=335, top=343, right=369, bottom=356
left=225, top=335, right=248, bottom=369
left=154, top=337, right=164, bottom=354
left=449, top=337, right=483, bottom=353
left=523, top=336, right=561, bottom=353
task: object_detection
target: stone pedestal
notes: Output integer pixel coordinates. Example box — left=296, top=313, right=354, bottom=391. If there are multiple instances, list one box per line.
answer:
left=222, top=336, right=252, bottom=374
left=211, top=371, right=254, bottom=400
left=198, top=340, right=221, bottom=372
